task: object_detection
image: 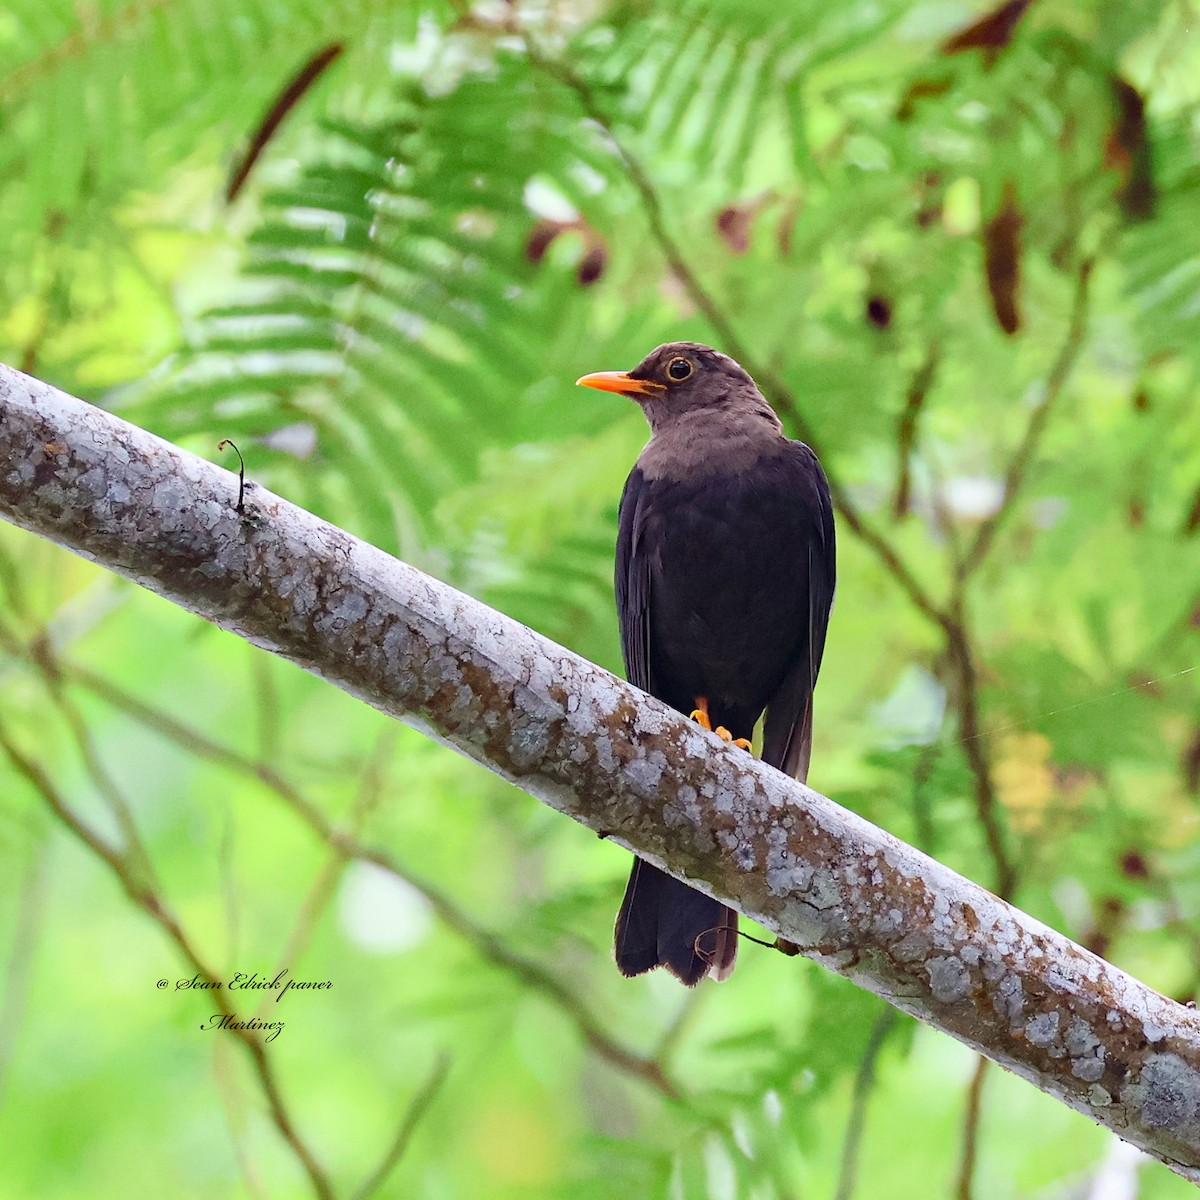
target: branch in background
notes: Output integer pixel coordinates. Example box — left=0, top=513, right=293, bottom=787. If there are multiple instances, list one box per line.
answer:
left=893, top=346, right=941, bottom=519
left=928, top=259, right=1095, bottom=920
left=961, top=258, right=1094, bottom=577
left=0, top=846, right=46, bottom=1109
left=352, top=1052, right=451, bottom=1200
left=4, top=367, right=1200, bottom=1178
left=942, top=610, right=1017, bottom=899
left=956, top=1057, right=990, bottom=1200
left=263, top=727, right=399, bottom=1009
left=225, top=43, right=344, bottom=203
left=0, top=725, right=335, bottom=1200
left=835, top=1007, right=900, bottom=1200
left=20, top=631, right=162, bottom=891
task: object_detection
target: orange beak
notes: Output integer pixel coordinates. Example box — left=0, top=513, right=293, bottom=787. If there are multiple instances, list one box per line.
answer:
left=575, top=371, right=664, bottom=397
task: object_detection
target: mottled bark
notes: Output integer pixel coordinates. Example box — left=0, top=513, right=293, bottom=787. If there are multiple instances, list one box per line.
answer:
left=3, top=362, right=1200, bottom=1179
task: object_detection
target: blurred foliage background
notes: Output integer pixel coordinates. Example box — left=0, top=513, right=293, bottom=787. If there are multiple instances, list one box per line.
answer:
left=1, top=0, right=1199, bottom=1196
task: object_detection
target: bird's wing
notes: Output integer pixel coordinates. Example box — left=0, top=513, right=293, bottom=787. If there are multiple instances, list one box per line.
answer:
left=762, top=444, right=837, bottom=783
left=615, top=465, right=654, bottom=693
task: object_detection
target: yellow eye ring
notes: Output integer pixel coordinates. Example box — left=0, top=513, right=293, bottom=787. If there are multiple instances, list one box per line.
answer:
left=667, top=357, right=693, bottom=381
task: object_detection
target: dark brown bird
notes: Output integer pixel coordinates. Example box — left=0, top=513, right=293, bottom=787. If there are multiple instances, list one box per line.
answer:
left=577, top=343, right=836, bottom=985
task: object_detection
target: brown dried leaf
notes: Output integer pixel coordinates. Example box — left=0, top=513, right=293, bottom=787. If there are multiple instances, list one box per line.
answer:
left=865, top=295, right=892, bottom=329
left=1183, top=485, right=1200, bottom=536
left=776, top=200, right=800, bottom=257
left=1106, top=76, right=1155, bottom=220
left=715, top=205, right=754, bottom=255
left=897, top=76, right=952, bottom=121
left=982, top=183, right=1023, bottom=335
left=942, top=0, right=1034, bottom=58
left=576, top=244, right=607, bottom=287
left=525, top=220, right=565, bottom=264
left=1183, top=726, right=1200, bottom=794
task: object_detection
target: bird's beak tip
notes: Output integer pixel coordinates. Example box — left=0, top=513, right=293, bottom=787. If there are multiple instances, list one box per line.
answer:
left=576, top=371, right=657, bottom=397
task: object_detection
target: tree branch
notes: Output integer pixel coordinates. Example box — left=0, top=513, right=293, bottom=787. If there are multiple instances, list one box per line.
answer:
left=4, top=364, right=1200, bottom=1179
left=942, top=607, right=1018, bottom=899
left=351, top=1051, right=451, bottom=1200
left=960, top=257, right=1094, bottom=578
left=835, top=1006, right=899, bottom=1200
left=957, top=1056, right=990, bottom=1200
left=893, top=346, right=941, bottom=520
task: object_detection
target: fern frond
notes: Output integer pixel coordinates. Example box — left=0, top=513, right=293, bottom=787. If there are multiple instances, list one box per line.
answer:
left=0, top=0, right=414, bottom=305
left=584, top=0, right=911, bottom=190
left=1121, top=119, right=1200, bottom=357
left=126, top=59, right=630, bottom=555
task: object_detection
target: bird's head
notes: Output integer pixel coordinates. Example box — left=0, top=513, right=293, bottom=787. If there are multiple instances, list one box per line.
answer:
left=576, top=342, right=778, bottom=435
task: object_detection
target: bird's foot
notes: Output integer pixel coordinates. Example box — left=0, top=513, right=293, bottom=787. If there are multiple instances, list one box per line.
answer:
left=690, top=699, right=752, bottom=751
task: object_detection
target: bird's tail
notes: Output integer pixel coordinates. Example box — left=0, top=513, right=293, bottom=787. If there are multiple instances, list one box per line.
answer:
left=614, top=858, right=737, bottom=986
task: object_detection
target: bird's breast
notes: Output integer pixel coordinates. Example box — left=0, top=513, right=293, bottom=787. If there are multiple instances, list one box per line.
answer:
left=636, top=421, right=780, bottom=484
left=639, top=450, right=816, bottom=712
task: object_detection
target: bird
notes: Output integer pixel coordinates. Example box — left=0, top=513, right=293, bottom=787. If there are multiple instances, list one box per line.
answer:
left=577, top=342, right=836, bottom=985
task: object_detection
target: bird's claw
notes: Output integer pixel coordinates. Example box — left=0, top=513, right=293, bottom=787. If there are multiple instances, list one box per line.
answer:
left=691, top=701, right=752, bottom=752
left=716, top=727, right=753, bottom=751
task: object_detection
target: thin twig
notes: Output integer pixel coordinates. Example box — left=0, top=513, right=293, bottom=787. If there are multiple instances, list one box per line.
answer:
left=26, top=632, right=162, bottom=890
left=957, top=1056, right=990, bottom=1200
left=0, top=844, right=47, bottom=1109
left=933, top=266, right=1099, bottom=899
left=833, top=490, right=955, bottom=635
left=66, top=660, right=336, bottom=830
left=226, top=44, right=345, bottom=203
left=961, top=259, right=1094, bottom=577
left=346, top=855, right=680, bottom=1097
left=266, top=726, right=399, bottom=995
left=352, top=1053, right=452, bottom=1200
left=912, top=271, right=1096, bottom=909
left=893, top=346, right=941, bottom=519
left=652, top=988, right=706, bottom=1068
left=943, top=602, right=1017, bottom=900
left=835, top=1007, right=900, bottom=1200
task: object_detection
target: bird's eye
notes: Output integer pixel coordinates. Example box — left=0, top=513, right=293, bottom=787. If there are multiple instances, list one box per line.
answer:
left=667, top=357, right=693, bottom=381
